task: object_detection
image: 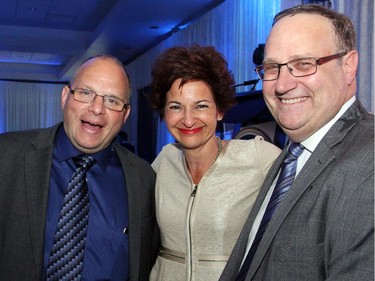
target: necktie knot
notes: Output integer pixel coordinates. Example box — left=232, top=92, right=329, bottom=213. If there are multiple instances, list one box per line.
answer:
left=284, top=143, right=304, bottom=163
left=73, top=154, right=95, bottom=171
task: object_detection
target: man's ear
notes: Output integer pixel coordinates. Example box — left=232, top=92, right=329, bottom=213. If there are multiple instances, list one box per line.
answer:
left=343, top=50, right=358, bottom=85
left=122, top=105, right=131, bottom=124
left=61, top=86, right=70, bottom=109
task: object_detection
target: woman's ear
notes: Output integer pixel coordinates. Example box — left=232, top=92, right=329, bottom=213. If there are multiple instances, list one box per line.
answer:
left=217, top=111, right=224, bottom=121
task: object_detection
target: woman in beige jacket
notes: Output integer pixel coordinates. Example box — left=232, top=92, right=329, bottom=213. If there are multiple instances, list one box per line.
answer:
left=148, top=45, right=281, bottom=281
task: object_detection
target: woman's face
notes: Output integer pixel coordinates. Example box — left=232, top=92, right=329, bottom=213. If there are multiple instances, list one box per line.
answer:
left=164, top=79, right=223, bottom=150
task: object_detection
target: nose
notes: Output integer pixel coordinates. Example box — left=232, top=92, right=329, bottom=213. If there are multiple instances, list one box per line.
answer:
left=182, top=109, right=196, bottom=128
left=88, top=95, right=106, bottom=115
left=274, top=65, right=297, bottom=94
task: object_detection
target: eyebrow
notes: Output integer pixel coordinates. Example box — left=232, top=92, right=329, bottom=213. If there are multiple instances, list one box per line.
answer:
left=166, top=100, right=181, bottom=105
left=263, top=54, right=316, bottom=64
left=76, top=86, right=126, bottom=101
left=166, top=99, right=212, bottom=106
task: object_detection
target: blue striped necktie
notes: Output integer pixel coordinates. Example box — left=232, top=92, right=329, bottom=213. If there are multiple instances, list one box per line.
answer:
left=46, top=154, right=95, bottom=281
left=236, top=143, right=304, bottom=281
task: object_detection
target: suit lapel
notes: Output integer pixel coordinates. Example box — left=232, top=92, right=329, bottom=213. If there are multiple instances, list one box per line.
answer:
left=246, top=101, right=366, bottom=279
left=24, top=125, right=58, bottom=278
left=114, top=143, right=142, bottom=280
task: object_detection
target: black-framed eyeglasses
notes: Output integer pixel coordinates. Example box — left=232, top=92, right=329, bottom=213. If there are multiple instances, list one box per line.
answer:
left=255, top=51, right=348, bottom=81
left=68, top=86, right=130, bottom=112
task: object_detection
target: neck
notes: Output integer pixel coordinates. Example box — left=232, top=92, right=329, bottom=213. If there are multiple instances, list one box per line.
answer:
left=185, top=136, right=223, bottom=184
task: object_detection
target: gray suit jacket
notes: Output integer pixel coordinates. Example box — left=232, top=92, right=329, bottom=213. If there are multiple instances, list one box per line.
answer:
left=0, top=123, right=159, bottom=281
left=220, top=100, right=374, bottom=281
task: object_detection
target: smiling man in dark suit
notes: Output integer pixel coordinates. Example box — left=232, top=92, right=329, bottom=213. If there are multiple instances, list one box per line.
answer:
left=220, top=4, right=374, bottom=281
left=0, top=55, right=159, bottom=280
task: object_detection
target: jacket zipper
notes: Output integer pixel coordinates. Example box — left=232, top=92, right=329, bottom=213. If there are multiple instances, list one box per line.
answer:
left=186, top=184, right=198, bottom=281
left=191, top=185, right=198, bottom=197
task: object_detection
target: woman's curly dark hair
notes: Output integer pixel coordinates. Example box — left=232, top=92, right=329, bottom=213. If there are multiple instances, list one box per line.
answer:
left=149, top=45, right=236, bottom=118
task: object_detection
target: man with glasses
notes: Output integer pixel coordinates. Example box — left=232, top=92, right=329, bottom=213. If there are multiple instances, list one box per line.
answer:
left=0, top=55, right=159, bottom=280
left=220, top=4, right=373, bottom=281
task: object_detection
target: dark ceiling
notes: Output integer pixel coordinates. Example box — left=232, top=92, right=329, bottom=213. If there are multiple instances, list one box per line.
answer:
left=0, top=0, right=224, bottom=83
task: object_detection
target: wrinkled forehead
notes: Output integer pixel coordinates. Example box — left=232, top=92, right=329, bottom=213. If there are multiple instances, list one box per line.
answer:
left=73, top=58, right=130, bottom=98
left=265, top=13, right=337, bottom=59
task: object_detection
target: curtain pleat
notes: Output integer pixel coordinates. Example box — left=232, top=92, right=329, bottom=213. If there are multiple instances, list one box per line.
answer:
left=0, top=81, right=63, bottom=133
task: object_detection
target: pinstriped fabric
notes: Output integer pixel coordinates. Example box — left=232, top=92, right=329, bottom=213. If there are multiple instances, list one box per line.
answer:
left=236, top=143, right=304, bottom=281
left=46, top=154, right=95, bottom=281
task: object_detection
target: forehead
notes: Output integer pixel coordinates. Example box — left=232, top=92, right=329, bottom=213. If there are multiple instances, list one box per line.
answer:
left=167, top=79, right=214, bottom=101
left=73, top=58, right=129, bottom=94
left=265, top=13, right=337, bottom=58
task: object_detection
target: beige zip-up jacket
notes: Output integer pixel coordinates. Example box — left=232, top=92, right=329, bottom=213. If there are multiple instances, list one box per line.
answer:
left=150, top=137, right=280, bottom=281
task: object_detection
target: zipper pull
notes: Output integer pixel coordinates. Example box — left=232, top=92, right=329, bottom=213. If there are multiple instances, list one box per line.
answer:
left=191, top=185, right=198, bottom=197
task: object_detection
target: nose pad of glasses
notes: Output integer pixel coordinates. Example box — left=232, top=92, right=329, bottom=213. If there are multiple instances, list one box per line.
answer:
left=279, top=64, right=294, bottom=78
left=89, top=95, right=106, bottom=111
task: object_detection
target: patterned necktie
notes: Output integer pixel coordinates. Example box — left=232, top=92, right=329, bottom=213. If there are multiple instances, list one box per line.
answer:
left=236, top=143, right=304, bottom=281
left=46, top=154, right=95, bottom=281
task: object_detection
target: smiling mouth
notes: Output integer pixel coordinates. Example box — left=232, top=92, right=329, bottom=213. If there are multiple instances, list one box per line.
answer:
left=280, top=97, right=307, bottom=104
left=82, top=120, right=103, bottom=128
left=179, top=128, right=201, bottom=134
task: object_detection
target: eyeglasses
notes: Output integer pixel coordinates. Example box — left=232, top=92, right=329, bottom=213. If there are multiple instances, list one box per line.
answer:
left=255, top=51, right=348, bottom=81
left=68, top=86, right=129, bottom=112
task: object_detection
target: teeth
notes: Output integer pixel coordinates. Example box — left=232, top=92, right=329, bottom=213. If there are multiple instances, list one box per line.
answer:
left=84, top=121, right=101, bottom=127
left=281, top=97, right=307, bottom=104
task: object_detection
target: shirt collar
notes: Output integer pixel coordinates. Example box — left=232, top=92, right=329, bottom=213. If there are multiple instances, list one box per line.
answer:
left=55, top=125, right=114, bottom=172
left=301, top=96, right=356, bottom=153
